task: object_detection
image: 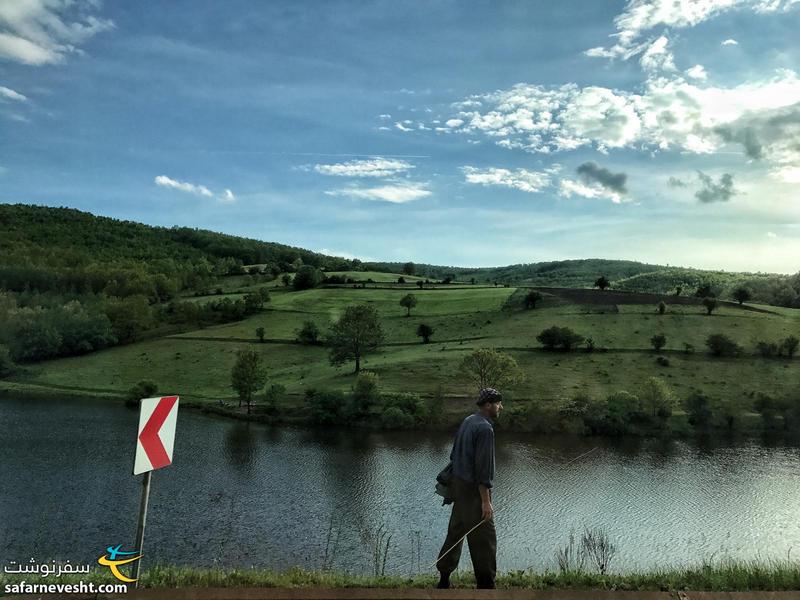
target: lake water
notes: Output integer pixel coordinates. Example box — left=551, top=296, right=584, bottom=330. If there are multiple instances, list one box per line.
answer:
left=2, top=394, right=799, bottom=576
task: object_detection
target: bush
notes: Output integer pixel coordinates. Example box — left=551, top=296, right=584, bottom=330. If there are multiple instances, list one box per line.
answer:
left=351, top=371, right=380, bottom=418
left=756, top=340, right=778, bottom=358
left=379, top=393, right=427, bottom=428
left=293, top=265, right=323, bottom=291
left=706, top=333, right=742, bottom=357
left=702, top=297, right=718, bottom=315
left=416, top=323, right=433, bottom=343
left=754, top=392, right=783, bottom=430
left=537, top=326, right=584, bottom=351
left=427, top=386, right=445, bottom=424
left=657, top=301, right=666, bottom=315
left=379, top=406, right=414, bottom=429
left=650, top=334, right=666, bottom=352
left=685, top=391, right=713, bottom=429
left=0, top=344, right=15, bottom=377
left=263, top=383, right=286, bottom=415
left=656, top=356, right=670, bottom=367
left=126, top=380, right=158, bottom=407
left=780, top=335, right=799, bottom=358
left=306, top=389, right=348, bottom=425
left=296, top=320, right=321, bottom=345
left=602, top=391, right=644, bottom=435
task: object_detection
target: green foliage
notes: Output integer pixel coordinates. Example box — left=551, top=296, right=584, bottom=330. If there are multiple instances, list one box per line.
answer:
left=640, top=377, right=674, bottom=419
left=754, top=392, right=783, bottom=431
left=650, top=334, right=666, bottom=352
left=399, top=293, right=417, bottom=316
left=416, top=323, right=433, bottom=343
left=256, top=326, right=265, bottom=343
left=604, top=391, right=645, bottom=435
left=458, top=348, right=524, bottom=391
left=230, top=348, right=267, bottom=413
left=305, top=389, right=348, bottom=425
left=781, top=335, right=799, bottom=358
left=281, top=273, right=292, bottom=286
left=706, top=333, right=742, bottom=357
left=296, top=320, right=321, bottom=345
left=733, top=287, right=751, bottom=305
left=263, top=383, right=286, bottom=415
left=657, top=301, right=666, bottom=315
left=328, top=304, right=385, bottom=373
left=537, top=326, right=584, bottom=351
left=379, top=392, right=428, bottom=428
left=351, top=371, right=381, bottom=418
left=427, top=386, right=445, bottom=424
left=402, top=262, right=415, bottom=275
left=293, top=265, right=323, bottom=291
left=126, top=380, right=159, bottom=406
left=525, top=290, right=543, bottom=309
left=702, top=297, right=718, bottom=315
left=685, top=391, right=713, bottom=429
left=0, top=344, right=15, bottom=377
left=755, top=340, right=778, bottom=358
left=594, top=276, right=610, bottom=290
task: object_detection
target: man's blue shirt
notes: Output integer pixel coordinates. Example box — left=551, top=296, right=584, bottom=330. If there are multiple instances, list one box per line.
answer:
left=450, top=412, right=495, bottom=488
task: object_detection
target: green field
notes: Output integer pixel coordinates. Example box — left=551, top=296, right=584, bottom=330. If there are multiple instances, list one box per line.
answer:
left=5, top=280, right=799, bottom=414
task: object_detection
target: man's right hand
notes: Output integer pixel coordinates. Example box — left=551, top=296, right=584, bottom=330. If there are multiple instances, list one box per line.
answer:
left=481, top=500, right=494, bottom=521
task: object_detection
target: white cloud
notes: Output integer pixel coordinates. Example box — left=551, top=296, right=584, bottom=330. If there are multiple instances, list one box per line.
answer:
left=722, top=38, right=739, bottom=45
left=0, top=0, right=114, bottom=65
left=767, top=231, right=778, bottom=238
left=325, top=183, right=431, bottom=203
left=379, top=114, right=391, bottom=119
left=585, top=0, right=796, bottom=63
left=640, top=36, right=676, bottom=72
left=314, top=158, right=414, bottom=178
left=685, top=64, right=708, bottom=81
left=395, top=122, right=412, bottom=132
left=445, top=118, right=464, bottom=128
left=771, top=166, right=800, bottom=183
left=155, top=176, right=235, bottom=202
left=0, top=85, right=26, bottom=101
left=558, top=178, right=626, bottom=204
left=461, top=166, right=553, bottom=193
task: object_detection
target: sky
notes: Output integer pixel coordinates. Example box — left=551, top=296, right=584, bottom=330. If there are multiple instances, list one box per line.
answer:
left=1, top=0, right=800, bottom=273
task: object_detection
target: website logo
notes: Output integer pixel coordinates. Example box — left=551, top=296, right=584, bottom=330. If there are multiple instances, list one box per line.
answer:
left=97, top=545, right=141, bottom=583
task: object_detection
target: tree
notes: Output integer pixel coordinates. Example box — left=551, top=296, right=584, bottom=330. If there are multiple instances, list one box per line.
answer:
left=400, top=293, right=417, bottom=317
left=281, top=273, right=292, bottom=287
left=675, top=286, right=682, bottom=296
left=126, top=380, right=158, bottom=405
left=397, top=276, right=406, bottom=284
left=296, top=320, right=321, bottom=345
left=256, top=326, right=265, bottom=343
left=402, top=262, right=416, bottom=276
left=650, top=334, right=666, bottom=352
left=657, top=301, right=666, bottom=315
left=231, top=348, right=267, bottom=414
left=781, top=335, right=799, bottom=358
left=416, top=280, right=424, bottom=290
left=537, top=326, right=584, bottom=351
left=695, top=283, right=714, bottom=298
left=685, top=392, right=713, bottom=430
left=594, top=276, right=610, bottom=291
left=459, top=348, right=524, bottom=392
left=732, top=287, right=751, bottom=305
left=351, top=371, right=380, bottom=418
left=293, top=265, right=323, bottom=291
left=0, top=344, right=15, bottom=378
left=328, top=304, right=385, bottom=373
left=416, top=323, right=433, bottom=343
left=640, top=377, right=674, bottom=418
left=706, top=333, right=741, bottom=357
left=702, top=297, right=718, bottom=315
left=525, top=290, right=543, bottom=309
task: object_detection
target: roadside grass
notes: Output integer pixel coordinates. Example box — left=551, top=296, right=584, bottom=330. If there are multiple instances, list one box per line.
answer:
left=3, top=560, right=799, bottom=590
left=5, top=286, right=799, bottom=405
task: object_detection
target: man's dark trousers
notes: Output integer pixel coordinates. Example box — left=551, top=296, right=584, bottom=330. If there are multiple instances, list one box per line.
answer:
left=437, top=476, right=497, bottom=588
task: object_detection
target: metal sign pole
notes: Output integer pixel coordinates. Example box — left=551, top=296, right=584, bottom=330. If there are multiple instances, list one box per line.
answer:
left=131, top=470, right=152, bottom=587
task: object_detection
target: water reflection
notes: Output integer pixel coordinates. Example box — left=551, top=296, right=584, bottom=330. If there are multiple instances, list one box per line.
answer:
left=224, top=422, right=257, bottom=475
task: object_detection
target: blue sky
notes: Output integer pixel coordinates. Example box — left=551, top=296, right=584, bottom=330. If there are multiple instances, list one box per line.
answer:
left=2, top=1, right=800, bottom=273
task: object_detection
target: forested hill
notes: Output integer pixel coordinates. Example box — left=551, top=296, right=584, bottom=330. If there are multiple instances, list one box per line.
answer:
left=0, top=203, right=354, bottom=273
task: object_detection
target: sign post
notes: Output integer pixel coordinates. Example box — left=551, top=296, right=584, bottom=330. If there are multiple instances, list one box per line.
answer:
left=131, top=395, right=179, bottom=586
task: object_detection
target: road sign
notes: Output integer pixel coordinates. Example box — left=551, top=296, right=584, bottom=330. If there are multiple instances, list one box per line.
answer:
left=133, top=396, right=179, bottom=475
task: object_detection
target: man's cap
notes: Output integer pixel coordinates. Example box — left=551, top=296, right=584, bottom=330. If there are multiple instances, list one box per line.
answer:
left=476, top=387, right=502, bottom=405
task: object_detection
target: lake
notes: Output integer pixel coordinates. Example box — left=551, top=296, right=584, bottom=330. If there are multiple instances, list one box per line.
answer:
left=1, top=394, right=799, bottom=575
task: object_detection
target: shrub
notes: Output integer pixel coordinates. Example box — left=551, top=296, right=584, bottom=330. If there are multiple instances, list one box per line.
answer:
left=351, top=371, right=380, bottom=418
left=263, top=383, right=286, bottom=415
left=656, top=356, right=670, bottom=367
left=293, top=265, right=323, bottom=291
left=306, top=389, right=348, bottom=425
left=416, top=323, right=433, bottom=343
left=685, top=391, right=713, bottom=429
left=603, top=391, right=644, bottom=435
left=0, top=344, right=14, bottom=378
left=650, top=334, right=666, bottom=352
left=296, top=320, right=321, bottom=345
left=657, top=301, right=666, bottom=315
left=525, top=290, right=543, bottom=309
left=754, top=392, right=783, bottom=430
left=427, top=386, right=445, bottom=424
left=379, top=406, right=414, bottom=429
left=379, top=393, right=427, bottom=428
left=537, top=326, right=584, bottom=351
left=702, top=297, right=718, bottom=315
left=584, top=337, right=595, bottom=353
left=780, top=335, right=799, bottom=358
left=256, top=326, right=265, bottom=343
left=126, top=380, right=158, bottom=407
left=755, top=340, right=778, bottom=358
left=641, top=377, right=674, bottom=419
left=706, top=333, right=741, bottom=357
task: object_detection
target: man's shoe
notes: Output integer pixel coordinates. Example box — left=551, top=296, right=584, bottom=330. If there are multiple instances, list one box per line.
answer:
left=436, top=573, right=451, bottom=589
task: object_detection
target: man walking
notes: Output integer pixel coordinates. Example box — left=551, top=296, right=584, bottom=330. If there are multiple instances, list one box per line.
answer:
left=436, top=387, right=502, bottom=589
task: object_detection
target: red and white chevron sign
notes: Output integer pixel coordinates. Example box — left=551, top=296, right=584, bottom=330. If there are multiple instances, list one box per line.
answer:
left=133, top=396, right=179, bottom=475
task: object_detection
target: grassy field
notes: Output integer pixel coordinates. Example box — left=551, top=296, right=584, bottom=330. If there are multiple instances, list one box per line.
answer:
left=4, top=279, right=799, bottom=409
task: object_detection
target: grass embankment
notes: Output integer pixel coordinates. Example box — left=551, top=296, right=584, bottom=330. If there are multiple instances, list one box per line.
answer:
left=3, top=282, right=799, bottom=416
left=3, top=561, right=800, bottom=591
